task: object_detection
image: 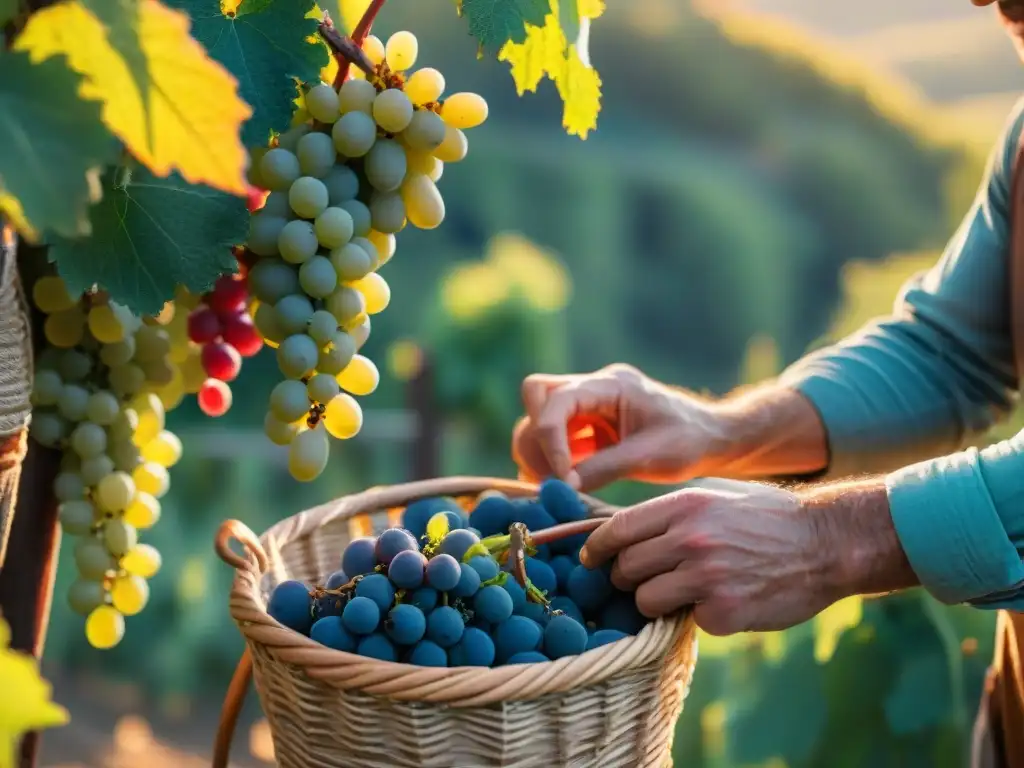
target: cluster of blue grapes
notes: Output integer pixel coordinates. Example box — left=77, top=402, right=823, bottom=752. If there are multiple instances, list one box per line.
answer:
left=266, top=479, right=646, bottom=666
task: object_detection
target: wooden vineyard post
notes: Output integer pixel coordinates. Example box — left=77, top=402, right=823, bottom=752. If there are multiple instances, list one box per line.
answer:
left=0, top=239, right=61, bottom=768
left=406, top=350, right=440, bottom=481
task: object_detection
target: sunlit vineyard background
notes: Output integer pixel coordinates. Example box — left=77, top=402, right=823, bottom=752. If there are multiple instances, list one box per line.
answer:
left=37, top=0, right=1020, bottom=765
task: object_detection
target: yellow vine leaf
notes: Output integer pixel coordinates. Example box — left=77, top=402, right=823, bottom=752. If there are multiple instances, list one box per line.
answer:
left=15, top=0, right=252, bottom=196
left=0, top=614, right=68, bottom=768
left=498, top=0, right=602, bottom=138
left=0, top=192, right=37, bottom=243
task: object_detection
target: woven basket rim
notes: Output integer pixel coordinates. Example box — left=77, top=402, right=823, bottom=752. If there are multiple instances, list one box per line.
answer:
left=222, top=476, right=694, bottom=706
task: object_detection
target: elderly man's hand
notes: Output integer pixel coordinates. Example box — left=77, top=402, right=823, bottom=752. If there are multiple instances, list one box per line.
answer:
left=580, top=482, right=849, bottom=635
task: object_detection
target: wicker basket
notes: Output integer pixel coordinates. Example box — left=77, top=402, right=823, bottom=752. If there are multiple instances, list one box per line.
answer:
left=212, top=477, right=699, bottom=768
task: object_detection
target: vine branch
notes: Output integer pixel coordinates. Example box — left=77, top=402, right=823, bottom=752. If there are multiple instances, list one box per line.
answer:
left=319, top=0, right=387, bottom=89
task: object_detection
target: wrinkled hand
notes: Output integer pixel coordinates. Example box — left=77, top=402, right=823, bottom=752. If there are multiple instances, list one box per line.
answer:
left=580, top=483, right=841, bottom=635
left=512, top=364, right=725, bottom=491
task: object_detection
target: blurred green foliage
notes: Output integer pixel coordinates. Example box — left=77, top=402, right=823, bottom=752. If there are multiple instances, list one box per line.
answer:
left=41, top=2, right=1014, bottom=765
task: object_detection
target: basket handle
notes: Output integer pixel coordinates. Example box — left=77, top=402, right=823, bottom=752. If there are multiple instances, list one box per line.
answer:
left=214, top=519, right=269, bottom=573
left=211, top=647, right=254, bottom=768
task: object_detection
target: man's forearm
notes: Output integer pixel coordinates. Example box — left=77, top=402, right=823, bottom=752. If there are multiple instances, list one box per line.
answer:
left=799, top=477, right=919, bottom=600
left=695, top=384, right=831, bottom=480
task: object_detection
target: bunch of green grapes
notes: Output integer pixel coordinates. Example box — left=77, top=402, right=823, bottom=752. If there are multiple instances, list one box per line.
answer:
left=246, top=29, right=488, bottom=482
left=29, top=275, right=181, bottom=650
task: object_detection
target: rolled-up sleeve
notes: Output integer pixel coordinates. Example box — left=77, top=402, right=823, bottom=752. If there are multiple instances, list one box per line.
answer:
left=778, top=98, right=1024, bottom=607
left=886, top=432, right=1024, bottom=607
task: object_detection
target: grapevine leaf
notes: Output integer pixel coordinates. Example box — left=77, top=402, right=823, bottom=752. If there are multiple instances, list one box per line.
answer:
left=0, top=0, right=20, bottom=25
left=171, top=0, right=327, bottom=145
left=0, top=614, right=69, bottom=768
left=498, top=0, right=601, bottom=138
left=0, top=51, right=116, bottom=241
left=554, top=45, right=601, bottom=139
left=461, top=0, right=550, bottom=52
left=481, top=571, right=508, bottom=588
left=577, top=0, right=604, bottom=19
left=50, top=167, right=245, bottom=315
left=462, top=542, right=491, bottom=562
left=14, top=0, right=252, bottom=196
left=557, top=0, right=578, bottom=48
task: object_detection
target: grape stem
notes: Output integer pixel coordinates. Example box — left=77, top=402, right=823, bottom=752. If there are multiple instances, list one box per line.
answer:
left=318, top=13, right=375, bottom=88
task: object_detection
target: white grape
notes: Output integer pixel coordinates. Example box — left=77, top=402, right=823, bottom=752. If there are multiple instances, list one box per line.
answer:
left=261, top=191, right=294, bottom=219
left=81, top=455, right=115, bottom=487
left=260, top=148, right=301, bottom=190
left=362, top=35, right=386, bottom=65
left=304, top=83, right=341, bottom=123
left=340, top=200, right=372, bottom=237
left=59, top=499, right=97, bottom=536
left=58, top=383, right=90, bottom=421
left=276, top=334, right=320, bottom=379
left=44, top=309, right=85, bottom=348
left=109, top=439, right=142, bottom=473
left=30, top=412, right=66, bottom=447
left=308, top=310, right=339, bottom=347
left=103, top=519, right=138, bottom=557
left=124, top=492, right=161, bottom=529
left=87, top=303, right=127, bottom=344
left=298, top=256, right=338, bottom=299
left=401, top=110, right=446, bottom=152
left=330, top=243, right=373, bottom=282
left=277, top=124, right=311, bottom=153
left=323, top=393, right=363, bottom=440
left=109, top=364, right=145, bottom=398
left=296, top=131, right=337, bottom=178
left=401, top=173, right=446, bottom=230
left=322, top=165, right=360, bottom=205
left=385, top=31, right=418, bottom=71
left=349, top=237, right=380, bottom=268
left=67, top=580, right=106, bottom=616
left=86, top=390, right=120, bottom=426
left=32, top=369, right=63, bottom=406
left=351, top=273, right=391, bottom=315
left=70, top=421, right=107, bottom=459
left=96, top=471, right=136, bottom=512
left=248, top=214, right=288, bottom=257
left=317, top=331, right=356, bottom=375
left=372, top=89, right=414, bottom=134
left=278, top=220, right=319, bottom=264
left=269, top=379, right=311, bottom=423
left=338, top=78, right=377, bottom=115
left=367, top=230, right=396, bottom=265
left=369, top=191, right=406, bottom=234
left=99, top=336, right=135, bottom=367
left=404, top=68, right=445, bottom=105
left=133, top=461, right=170, bottom=498
left=326, top=287, right=366, bottom=327
left=440, top=92, right=489, bottom=130
left=264, top=413, right=300, bottom=446
left=247, top=259, right=300, bottom=305
left=32, top=275, right=77, bottom=314
left=289, top=176, right=329, bottom=219
left=364, top=139, right=407, bottom=192
left=337, top=355, right=381, bottom=396
left=351, top=315, right=371, bottom=351
left=307, top=373, right=341, bottom=404
left=434, top=125, right=468, bottom=163
left=254, top=304, right=286, bottom=344
left=288, top=424, right=330, bottom=482
left=54, top=471, right=85, bottom=501
left=314, top=207, right=354, bottom=249
left=74, top=536, right=117, bottom=580
left=332, top=112, right=377, bottom=158
left=57, top=349, right=93, bottom=381
left=274, top=294, right=315, bottom=336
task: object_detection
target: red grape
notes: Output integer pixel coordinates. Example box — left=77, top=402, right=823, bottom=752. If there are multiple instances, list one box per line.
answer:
left=187, top=306, right=222, bottom=344
left=209, top=274, right=249, bottom=315
left=246, top=186, right=267, bottom=213
left=201, top=341, right=242, bottom=381
left=198, top=379, right=232, bottom=417
left=222, top=314, right=263, bottom=357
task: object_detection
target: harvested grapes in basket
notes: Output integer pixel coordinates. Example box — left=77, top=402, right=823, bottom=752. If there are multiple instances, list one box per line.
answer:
left=266, top=478, right=647, bottom=666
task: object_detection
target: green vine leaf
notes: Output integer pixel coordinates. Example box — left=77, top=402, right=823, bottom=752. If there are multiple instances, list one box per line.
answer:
left=0, top=51, right=116, bottom=240
left=169, top=0, right=327, bottom=145
left=0, top=0, right=20, bottom=26
left=461, top=0, right=550, bottom=52
left=50, top=167, right=246, bottom=315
